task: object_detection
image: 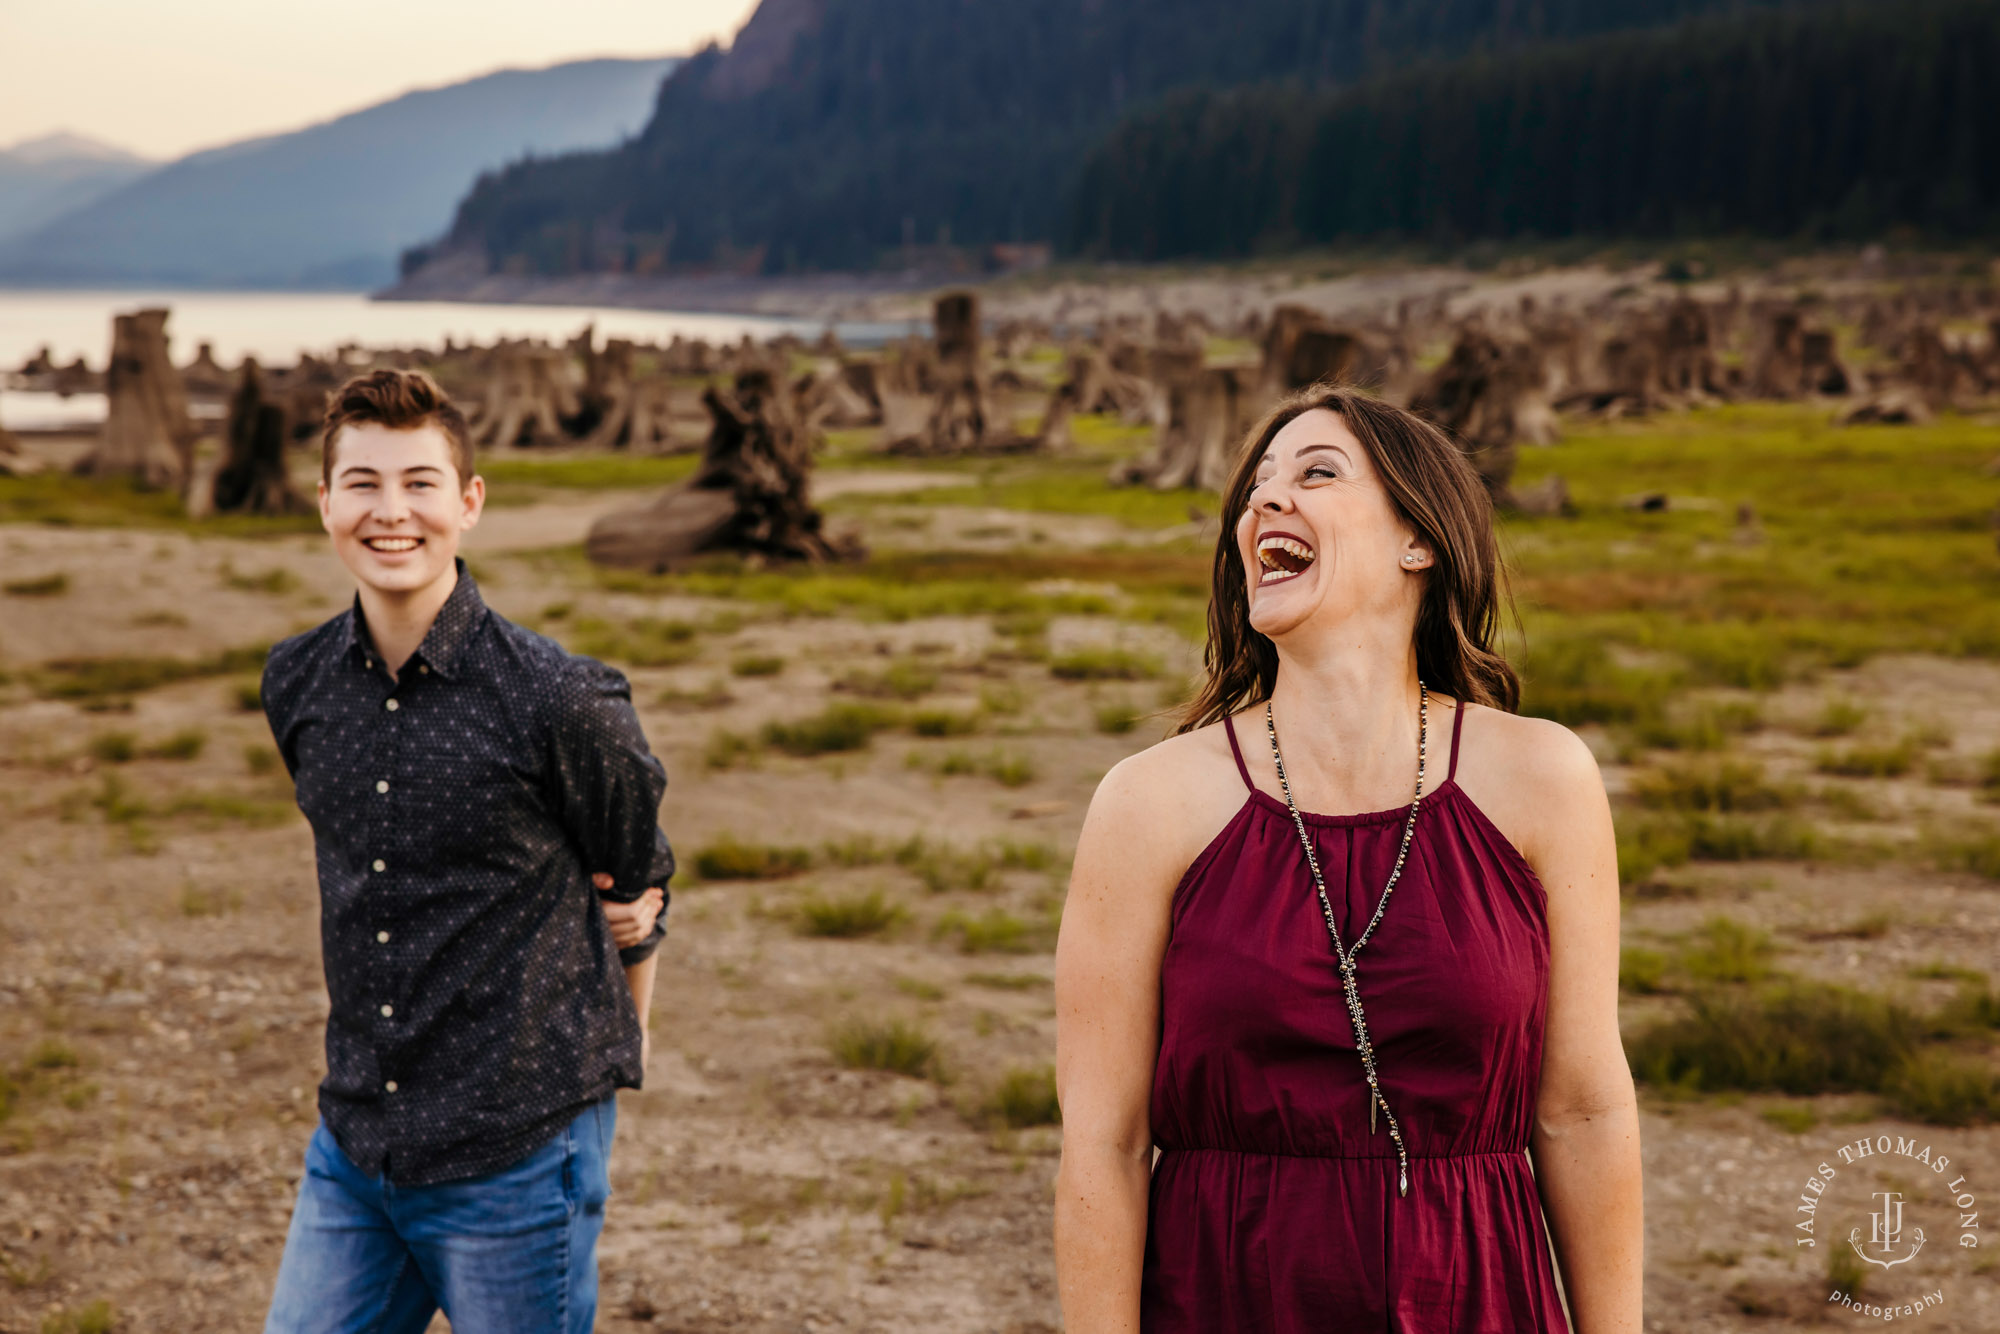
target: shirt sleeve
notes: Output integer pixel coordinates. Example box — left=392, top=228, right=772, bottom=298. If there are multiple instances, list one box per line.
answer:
left=545, top=656, right=676, bottom=966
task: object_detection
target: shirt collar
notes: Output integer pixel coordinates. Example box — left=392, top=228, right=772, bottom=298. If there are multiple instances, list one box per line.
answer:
left=342, top=558, right=488, bottom=680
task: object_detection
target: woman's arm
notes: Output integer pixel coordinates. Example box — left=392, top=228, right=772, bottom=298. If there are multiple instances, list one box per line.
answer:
left=1519, top=726, right=1645, bottom=1334
left=1053, top=755, right=1186, bottom=1333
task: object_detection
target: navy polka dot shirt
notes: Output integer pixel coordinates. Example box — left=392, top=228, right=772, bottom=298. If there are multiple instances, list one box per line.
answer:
left=262, top=559, right=675, bottom=1186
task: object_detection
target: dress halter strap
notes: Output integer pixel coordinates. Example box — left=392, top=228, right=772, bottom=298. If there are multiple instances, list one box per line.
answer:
left=1222, top=712, right=1255, bottom=790
left=1446, top=701, right=1467, bottom=784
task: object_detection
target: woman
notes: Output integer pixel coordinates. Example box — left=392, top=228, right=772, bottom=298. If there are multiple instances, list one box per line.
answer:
left=1053, top=385, right=1642, bottom=1332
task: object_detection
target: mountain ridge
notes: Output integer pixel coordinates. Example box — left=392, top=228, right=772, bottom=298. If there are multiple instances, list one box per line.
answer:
left=0, top=56, right=679, bottom=290
left=409, top=0, right=1829, bottom=280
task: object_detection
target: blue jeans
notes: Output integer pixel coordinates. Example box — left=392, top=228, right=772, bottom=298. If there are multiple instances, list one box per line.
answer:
left=263, top=1097, right=616, bottom=1334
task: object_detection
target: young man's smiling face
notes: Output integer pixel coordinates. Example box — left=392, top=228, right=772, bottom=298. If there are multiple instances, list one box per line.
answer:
left=318, top=422, right=484, bottom=598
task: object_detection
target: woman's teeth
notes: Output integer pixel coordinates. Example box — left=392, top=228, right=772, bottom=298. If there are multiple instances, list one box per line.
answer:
left=1256, top=535, right=1315, bottom=583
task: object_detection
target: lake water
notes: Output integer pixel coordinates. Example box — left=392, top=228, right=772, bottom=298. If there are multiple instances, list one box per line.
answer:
left=0, top=288, right=841, bottom=375
left=0, top=288, right=911, bottom=431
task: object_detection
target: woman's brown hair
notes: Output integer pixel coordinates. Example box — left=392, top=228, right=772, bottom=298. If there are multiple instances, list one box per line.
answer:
left=1177, top=383, right=1519, bottom=733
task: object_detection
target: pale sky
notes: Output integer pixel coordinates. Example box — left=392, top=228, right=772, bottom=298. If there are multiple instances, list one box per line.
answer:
left=0, top=0, right=763, bottom=161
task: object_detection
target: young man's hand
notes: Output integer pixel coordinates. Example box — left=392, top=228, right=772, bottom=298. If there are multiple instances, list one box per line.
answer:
left=593, top=873, right=663, bottom=949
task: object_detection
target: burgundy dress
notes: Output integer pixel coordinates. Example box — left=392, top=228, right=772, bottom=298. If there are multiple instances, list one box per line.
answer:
left=1140, top=705, right=1571, bottom=1332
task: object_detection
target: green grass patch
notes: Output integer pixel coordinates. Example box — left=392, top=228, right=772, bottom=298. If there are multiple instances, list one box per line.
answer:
left=965, top=971, right=1048, bottom=991
left=1632, top=758, right=1794, bottom=813
left=1883, top=1049, right=2000, bottom=1126
left=730, top=654, right=786, bottom=677
left=143, top=727, right=206, bottom=761
left=922, top=747, right=1038, bottom=787
left=1816, top=742, right=1917, bottom=778
left=0, top=472, right=319, bottom=534
left=836, top=660, right=939, bottom=699
left=567, top=616, right=699, bottom=667
left=1628, top=700, right=1762, bottom=752
left=934, top=907, right=1051, bottom=954
left=763, top=702, right=897, bottom=755
left=828, top=1017, right=939, bottom=1079
left=1927, top=827, right=2000, bottom=880
left=3, top=571, right=69, bottom=597
left=692, top=835, right=811, bottom=881
left=37, top=1299, right=116, bottom=1334
left=87, top=731, right=136, bottom=764
left=1812, top=699, right=1869, bottom=737
left=1505, top=405, right=2000, bottom=680
left=1049, top=646, right=1162, bottom=681
left=911, top=708, right=980, bottom=737
left=1095, top=701, right=1145, bottom=734
left=978, top=1065, right=1061, bottom=1128
left=794, top=888, right=906, bottom=938
left=1630, top=980, right=1921, bottom=1097
left=703, top=727, right=758, bottom=770
left=31, top=644, right=268, bottom=700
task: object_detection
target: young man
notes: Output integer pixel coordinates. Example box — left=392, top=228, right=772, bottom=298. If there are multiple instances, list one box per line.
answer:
left=260, top=368, right=673, bottom=1334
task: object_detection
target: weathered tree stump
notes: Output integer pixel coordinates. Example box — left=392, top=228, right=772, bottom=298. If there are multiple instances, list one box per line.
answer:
left=182, top=341, right=233, bottom=396
left=1751, top=310, right=1853, bottom=398
left=1409, top=326, right=1557, bottom=506
left=77, top=308, right=199, bottom=492
left=585, top=370, right=858, bottom=571
left=212, top=359, right=309, bottom=515
left=579, top=340, right=682, bottom=451
left=471, top=343, right=579, bottom=449
left=1114, top=364, right=1248, bottom=492
left=886, top=291, right=993, bottom=454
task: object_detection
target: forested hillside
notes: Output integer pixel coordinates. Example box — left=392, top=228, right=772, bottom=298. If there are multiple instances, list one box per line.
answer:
left=412, top=0, right=1811, bottom=279
left=1065, top=0, right=1997, bottom=258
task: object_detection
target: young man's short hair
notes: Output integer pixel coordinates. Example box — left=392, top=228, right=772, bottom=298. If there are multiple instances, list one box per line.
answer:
left=321, top=369, right=475, bottom=487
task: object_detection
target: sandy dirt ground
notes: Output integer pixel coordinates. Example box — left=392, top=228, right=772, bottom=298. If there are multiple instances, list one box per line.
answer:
left=2, top=492, right=1998, bottom=1333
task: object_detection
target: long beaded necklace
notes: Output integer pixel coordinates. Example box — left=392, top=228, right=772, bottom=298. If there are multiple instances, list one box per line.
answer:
left=1264, top=681, right=1428, bottom=1199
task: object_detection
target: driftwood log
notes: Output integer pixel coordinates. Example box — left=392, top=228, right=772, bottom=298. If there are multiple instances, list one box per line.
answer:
left=212, top=360, right=308, bottom=515
left=585, top=370, right=858, bottom=571
left=77, top=308, right=199, bottom=491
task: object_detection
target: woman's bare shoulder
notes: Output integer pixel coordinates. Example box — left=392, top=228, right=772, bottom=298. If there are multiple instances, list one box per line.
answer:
left=1080, top=716, right=1252, bottom=871
left=1454, top=702, right=1610, bottom=865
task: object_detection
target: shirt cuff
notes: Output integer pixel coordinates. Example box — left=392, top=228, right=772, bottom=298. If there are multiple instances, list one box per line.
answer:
left=618, top=915, right=666, bottom=967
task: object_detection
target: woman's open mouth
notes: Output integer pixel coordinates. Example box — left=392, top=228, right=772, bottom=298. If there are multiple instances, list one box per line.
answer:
left=1256, top=532, right=1316, bottom=585
left=362, top=536, right=423, bottom=554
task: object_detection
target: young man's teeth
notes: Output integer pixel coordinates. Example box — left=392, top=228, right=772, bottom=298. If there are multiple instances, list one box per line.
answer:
left=367, top=538, right=420, bottom=551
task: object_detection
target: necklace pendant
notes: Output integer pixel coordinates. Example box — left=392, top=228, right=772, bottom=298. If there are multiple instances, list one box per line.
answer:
left=1370, top=1091, right=1378, bottom=1134
left=1399, top=1166, right=1408, bottom=1197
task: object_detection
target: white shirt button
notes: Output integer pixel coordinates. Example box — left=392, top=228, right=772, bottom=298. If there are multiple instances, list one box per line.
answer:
left=384, top=1080, right=398, bottom=1093
left=372, top=859, right=386, bottom=872
left=376, top=930, right=390, bottom=943
left=380, top=1004, right=394, bottom=1017
left=418, top=665, right=429, bottom=675
left=376, top=780, right=389, bottom=794
left=384, top=698, right=400, bottom=712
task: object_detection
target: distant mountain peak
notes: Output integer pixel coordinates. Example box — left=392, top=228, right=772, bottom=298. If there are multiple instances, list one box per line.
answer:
left=0, top=131, right=153, bottom=166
